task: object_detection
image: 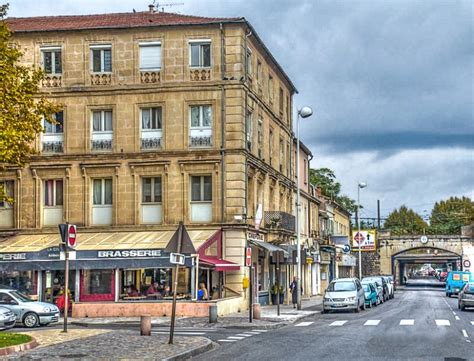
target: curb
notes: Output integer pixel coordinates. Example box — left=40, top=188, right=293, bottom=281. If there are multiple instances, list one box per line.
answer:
left=0, top=337, right=38, bottom=356
left=163, top=338, right=213, bottom=361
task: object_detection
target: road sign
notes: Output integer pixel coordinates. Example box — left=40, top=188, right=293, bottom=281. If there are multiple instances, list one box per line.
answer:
left=420, top=235, right=428, bottom=244
left=354, top=232, right=364, bottom=243
left=67, top=224, right=77, bottom=249
left=245, top=247, right=252, bottom=267
left=58, top=224, right=68, bottom=244
left=342, top=244, right=351, bottom=253
left=170, top=253, right=185, bottom=265
left=463, top=259, right=471, bottom=268
left=352, top=230, right=376, bottom=251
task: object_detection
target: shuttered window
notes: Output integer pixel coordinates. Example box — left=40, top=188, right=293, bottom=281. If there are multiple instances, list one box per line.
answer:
left=139, top=43, right=161, bottom=70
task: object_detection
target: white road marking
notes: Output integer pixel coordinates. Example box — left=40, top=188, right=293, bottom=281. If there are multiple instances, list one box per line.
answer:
left=152, top=331, right=206, bottom=335
left=330, top=320, right=347, bottom=326
left=227, top=336, right=245, bottom=340
left=244, top=331, right=262, bottom=335
left=218, top=339, right=237, bottom=343
left=400, top=319, right=415, bottom=326
left=364, top=320, right=381, bottom=326
left=452, top=311, right=457, bottom=316
left=462, top=329, right=468, bottom=338
left=235, top=333, right=253, bottom=337
left=295, top=321, right=314, bottom=327
left=252, top=329, right=268, bottom=332
left=471, top=321, right=474, bottom=326
left=455, top=316, right=460, bottom=321
left=435, top=319, right=450, bottom=326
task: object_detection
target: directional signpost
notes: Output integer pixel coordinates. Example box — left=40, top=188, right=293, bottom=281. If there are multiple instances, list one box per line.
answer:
left=58, top=223, right=76, bottom=333
left=165, top=222, right=195, bottom=344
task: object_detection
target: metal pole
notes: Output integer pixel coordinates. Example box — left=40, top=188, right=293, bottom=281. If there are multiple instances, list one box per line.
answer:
left=296, top=112, right=302, bottom=310
left=249, top=265, right=253, bottom=323
left=63, top=245, right=69, bottom=333
left=169, top=225, right=183, bottom=345
left=358, top=186, right=362, bottom=279
left=377, top=199, right=381, bottom=230
left=276, top=254, right=280, bottom=316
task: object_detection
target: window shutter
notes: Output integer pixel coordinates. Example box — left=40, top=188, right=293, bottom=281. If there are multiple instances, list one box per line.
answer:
left=140, top=45, right=161, bottom=70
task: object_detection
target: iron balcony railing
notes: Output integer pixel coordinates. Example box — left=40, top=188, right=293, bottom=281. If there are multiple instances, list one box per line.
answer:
left=264, top=211, right=296, bottom=233
left=141, top=137, right=162, bottom=150
left=91, top=139, right=113, bottom=151
left=42, top=141, right=63, bottom=153
left=189, top=135, right=212, bottom=148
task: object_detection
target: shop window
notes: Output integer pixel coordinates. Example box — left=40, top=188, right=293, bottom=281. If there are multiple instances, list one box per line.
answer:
left=0, top=271, right=37, bottom=296
left=43, top=111, right=64, bottom=153
left=139, top=42, right=161, bottom=70
left=190, top=175, right=212, bottom=222
left=189, top=40, right=211, bottom=68
left=141, top=177, right=162, bottom=224
left=43, top=179, right=63, bottom=226
left=141, top=107, right=163, bottom=150
left=41, top=47, right=62, bottom=74
left=90, top=45, right=112, bottom=73
left=0, top=180, right=14, bottom=228
left=80, top=269, right=114, bottom=302
left=189, top=105, right=212, bottom=148
left=91, top=110, right=113, bottom=151
left=92, top=178, right=112, bottom=225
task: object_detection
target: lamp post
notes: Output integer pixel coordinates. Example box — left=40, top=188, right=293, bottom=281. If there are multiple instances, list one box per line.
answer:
left=357, top=182, right=367, bottom=279
left=296, top=106, right=313, bottom=310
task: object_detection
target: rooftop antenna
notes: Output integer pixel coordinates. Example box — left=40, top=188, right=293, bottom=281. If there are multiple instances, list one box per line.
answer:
left=153, top=1, right=185, bottom=13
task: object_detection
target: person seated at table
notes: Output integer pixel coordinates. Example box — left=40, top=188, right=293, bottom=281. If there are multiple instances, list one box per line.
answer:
left=197, top=282, right=208, bottom=301
left=146, top=282, right=159, bottom=295
left=127, top=286, right=140, bottom=297
left=161, top=285, right=171, bottom=297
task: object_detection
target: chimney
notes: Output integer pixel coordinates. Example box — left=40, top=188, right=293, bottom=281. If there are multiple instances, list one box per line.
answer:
left=148, top=4, right=155, bottom=13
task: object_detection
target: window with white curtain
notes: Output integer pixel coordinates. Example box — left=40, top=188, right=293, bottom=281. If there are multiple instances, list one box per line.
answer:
left=139, top=43, right=161, bottom=70
left=93, top=179, right=112, bottom=205
left=44, top=180, right=63, bottom=206
left=141, top=107, right=162, bottom=130
left=92, top=110, right=113, bottom=132
left=190, top=105, right=212, bottom=128
left=41, top=47, right=62, bottom=74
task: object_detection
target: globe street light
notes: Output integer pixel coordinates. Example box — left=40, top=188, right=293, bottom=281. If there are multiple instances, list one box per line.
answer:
left=296, top=106, right=313, bottom=310
left=357, top=182, right=367, bottom=279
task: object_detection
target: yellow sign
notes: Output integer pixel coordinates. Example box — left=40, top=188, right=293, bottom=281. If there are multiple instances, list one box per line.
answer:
left=352, top=229, right=376, bottom=251
left=242, top=277, right=249, bottom=289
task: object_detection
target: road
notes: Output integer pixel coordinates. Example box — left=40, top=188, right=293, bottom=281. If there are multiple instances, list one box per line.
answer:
left=193, top=286, right=473, bottom=361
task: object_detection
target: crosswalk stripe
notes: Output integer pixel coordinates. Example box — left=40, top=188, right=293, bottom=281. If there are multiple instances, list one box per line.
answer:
left=218, top=339, right=237, bottom=343
left=244, top=331, right=262, bottom=335
left=400, top=319, right=414, bottom=326
left=235, top=334, right=253, bottom=337
left=252, top=329, right=268, bottom=332
left=435, top=320, right=450, bottom=326
left=295, top=321, right=314, bottom=327
left=462, top=330, right=468, bottom=338
left=364, top=320, right=381, bottom=326
left=227, top=336, right=246, bottom=340
left=455, top=316, right=460, bottom=321
left=330, top=320, right=347, bottom=326
left=152, top=331, right=206, bottom=335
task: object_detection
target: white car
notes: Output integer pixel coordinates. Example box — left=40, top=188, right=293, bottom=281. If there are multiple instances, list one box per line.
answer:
left=382, top=276, right=395, bottom=299
left=0, top=306, right=16, bottom=330
left=323, top=278, right=366, bottom=313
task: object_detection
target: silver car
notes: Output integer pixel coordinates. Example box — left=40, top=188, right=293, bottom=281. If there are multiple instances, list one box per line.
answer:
left=0, top=306, right=16, bottom=330
left=323, top=278, right=366, bottom=313
left=0, top=289, right=60, bottom=328
left=458, top=282, right=474, bottom=311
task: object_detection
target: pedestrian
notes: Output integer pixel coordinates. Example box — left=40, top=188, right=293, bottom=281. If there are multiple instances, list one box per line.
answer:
left=289, top=276, right=299, bottom=308
left=197, top=282, right=208, bottom=300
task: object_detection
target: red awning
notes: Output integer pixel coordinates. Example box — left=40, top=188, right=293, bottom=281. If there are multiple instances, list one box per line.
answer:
left=199, top=255, right=240, bottom=272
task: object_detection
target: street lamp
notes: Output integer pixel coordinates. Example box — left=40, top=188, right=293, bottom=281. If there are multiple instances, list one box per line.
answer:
left=296, top=106, right=313, bottom=310
left=357, top=182, right=367, bottom=279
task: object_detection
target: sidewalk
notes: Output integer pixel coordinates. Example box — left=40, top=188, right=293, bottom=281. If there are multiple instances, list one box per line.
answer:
left=69, top=295, right=323, bottom=330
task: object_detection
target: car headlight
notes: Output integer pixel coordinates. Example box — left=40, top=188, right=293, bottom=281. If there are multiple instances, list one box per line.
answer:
left=346, top=297, right=356, bottom=302
left=324, top=296, right=332, bottom=301
left=42, top=307, right=51, bottom=313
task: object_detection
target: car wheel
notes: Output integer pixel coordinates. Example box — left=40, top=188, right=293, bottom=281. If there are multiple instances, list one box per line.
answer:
left=322, top=309, right=328, bottom=314
left=23, top=312, right=39, bottom=328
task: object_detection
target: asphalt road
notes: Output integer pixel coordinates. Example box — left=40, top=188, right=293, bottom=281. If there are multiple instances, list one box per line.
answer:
left=193, top=287, right=473, bottom=361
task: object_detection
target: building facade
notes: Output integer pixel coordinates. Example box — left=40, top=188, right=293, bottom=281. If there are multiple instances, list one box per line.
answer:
left=0, top=8, right=298, bottom=315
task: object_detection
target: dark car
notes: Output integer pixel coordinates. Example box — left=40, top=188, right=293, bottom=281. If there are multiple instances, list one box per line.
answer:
left=362, top=276, right=389, bottom=302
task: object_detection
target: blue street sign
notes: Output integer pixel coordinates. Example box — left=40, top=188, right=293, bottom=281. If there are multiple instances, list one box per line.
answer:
left=342, top=244, right=351, bottom=253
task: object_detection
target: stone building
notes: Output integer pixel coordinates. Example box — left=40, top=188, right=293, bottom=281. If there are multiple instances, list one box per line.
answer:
left=0, top=7, right=298, bottom=316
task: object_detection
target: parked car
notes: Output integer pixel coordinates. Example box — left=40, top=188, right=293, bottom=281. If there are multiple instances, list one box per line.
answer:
left=446, top=271, right=473, bottom=297
left=323, top=278, right=365, bottom=313
left=363, top=283, right=378, bottom=308
left=439, top=271, right=448, bottom=282
left=382, top=276, right=395, bottom=299
left=458, top=283, right=474, bottom=311
left=362, top=276, right=389, bottom=302
left=362, top=279, right=383, bottom=305
left=0, top=288, right=60, bottom=328
left=0, top=306, right=16, bottom=331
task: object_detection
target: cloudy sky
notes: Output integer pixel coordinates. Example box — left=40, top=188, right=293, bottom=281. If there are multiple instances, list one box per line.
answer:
left=8, top=0, right=473, bottom=220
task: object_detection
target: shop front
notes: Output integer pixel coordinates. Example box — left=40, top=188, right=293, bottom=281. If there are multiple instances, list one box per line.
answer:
left=336, top=253, right=357, bottom=279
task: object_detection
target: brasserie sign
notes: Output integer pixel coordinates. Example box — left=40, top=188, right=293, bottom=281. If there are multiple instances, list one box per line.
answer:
left=97, top=250, right=163, bottom=258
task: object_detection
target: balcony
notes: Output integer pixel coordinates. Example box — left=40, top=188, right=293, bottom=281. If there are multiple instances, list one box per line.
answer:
left=90, top=73, right=112, bottom=86
left=41, top=74, right=62, bottom=88
left=91, top=139, right=112, bottom=151
left=189, top=68, right=211, bottom=81
left=189, top=135, right=212, bottom=148
left=42, top=141, right=63, bottom=153
left=141, top=137, right=162, bottom=150
left=264, top=211, right=295, bottom=233
left=140, top=71, right=160, bottom=84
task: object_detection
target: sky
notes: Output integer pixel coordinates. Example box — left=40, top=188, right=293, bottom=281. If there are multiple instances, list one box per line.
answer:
left=7, top=0, right=473, bottom=220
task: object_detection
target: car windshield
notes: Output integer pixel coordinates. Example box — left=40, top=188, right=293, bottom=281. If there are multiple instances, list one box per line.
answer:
left=465, top=284, right=474, bottom=294
left=363, top=278, right=380, bottom=286
left=328, top=281, right=356, bottom=292
left=10, top=291, right=33, bottom=302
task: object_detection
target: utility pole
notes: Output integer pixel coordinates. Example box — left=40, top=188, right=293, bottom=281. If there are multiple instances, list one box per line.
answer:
left=377, top=200, right=381, bottom=230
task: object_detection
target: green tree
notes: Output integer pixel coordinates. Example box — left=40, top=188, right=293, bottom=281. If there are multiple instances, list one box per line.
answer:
left=0, top=4, right=59, bottom=200
left=429, top=196, right=474, bottom=235
left=384, top=206, right=428, bottom=235
left=309, top=167, right=357, bottom=213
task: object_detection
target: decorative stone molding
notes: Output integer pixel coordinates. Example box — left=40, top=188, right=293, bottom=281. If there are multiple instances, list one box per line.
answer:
left=41, top=75, right=62, bottom=87
left=90, top=73, right=112, bottom=85
left=190, top=68, right=211, bottom=81
left=140, top=71, right=160, bottom=83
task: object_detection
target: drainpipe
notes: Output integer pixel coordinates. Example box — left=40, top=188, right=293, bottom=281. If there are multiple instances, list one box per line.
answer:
left=220, top=23, right=226, bottom=223
left=243, top=27, right=252, bottom=219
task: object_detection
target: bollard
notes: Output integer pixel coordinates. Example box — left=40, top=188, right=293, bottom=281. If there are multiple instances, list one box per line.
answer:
left=252, top=303, right=261, bottom=320
left=209, top=304, right=218, bottom=323
left=140, top=315, right=151, bottom=336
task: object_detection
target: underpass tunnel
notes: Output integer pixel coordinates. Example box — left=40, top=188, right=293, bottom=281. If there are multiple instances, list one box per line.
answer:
left=391, top=247, right=462, bottom=286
